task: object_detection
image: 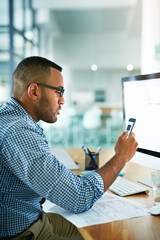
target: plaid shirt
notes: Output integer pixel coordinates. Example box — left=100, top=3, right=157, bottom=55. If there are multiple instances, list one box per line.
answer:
left=0, top=98, right=104, bottom=237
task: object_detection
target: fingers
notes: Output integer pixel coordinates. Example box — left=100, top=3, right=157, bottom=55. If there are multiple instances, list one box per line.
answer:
left=119, top=131, right=128, bottom=139
left=116, top=131, right=138, bottom=149
left=129, top=132, right=135, bottom=138
left=128, top=132, right=138, bottom=150
left=117, top=131, right=137, bottom=145
left=122, top=131, right=136, bottom=139
left=114, top=130, right=138, bottom=162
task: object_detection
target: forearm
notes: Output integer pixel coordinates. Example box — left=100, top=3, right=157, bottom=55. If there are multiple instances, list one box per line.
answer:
left=96, top=153, right=126, bottom=192
left=96, top=132, right=138, bottom=192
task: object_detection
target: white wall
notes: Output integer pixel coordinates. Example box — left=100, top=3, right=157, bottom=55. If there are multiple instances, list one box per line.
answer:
left=53, top=33, right=141, bottom=69
left=51, top=33, right=141, bottom=106
left=71, top=69, right=130, bottom=106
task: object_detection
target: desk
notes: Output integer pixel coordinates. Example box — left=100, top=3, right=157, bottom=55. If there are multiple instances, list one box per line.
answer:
left=66, top=148, right=160, bottom=240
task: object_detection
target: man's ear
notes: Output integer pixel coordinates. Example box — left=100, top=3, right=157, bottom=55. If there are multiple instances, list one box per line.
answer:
left=27, top=83, right=40, bottom=101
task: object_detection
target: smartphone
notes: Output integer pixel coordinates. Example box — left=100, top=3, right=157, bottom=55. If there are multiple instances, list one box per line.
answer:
left=126, top=118, right=136, bottom=136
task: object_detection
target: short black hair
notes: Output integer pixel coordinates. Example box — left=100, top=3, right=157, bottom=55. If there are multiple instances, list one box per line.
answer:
left=15, top=56, right=62, bottom=73
left=12, top=56, right=62, bottom=98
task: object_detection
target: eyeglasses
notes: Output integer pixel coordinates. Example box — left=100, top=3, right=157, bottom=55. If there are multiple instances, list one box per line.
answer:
left=37, top=83, right=65, bottom=97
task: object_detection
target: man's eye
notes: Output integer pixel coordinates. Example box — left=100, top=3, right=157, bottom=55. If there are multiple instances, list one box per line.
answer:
left=55, top=91, right=60, bottom=95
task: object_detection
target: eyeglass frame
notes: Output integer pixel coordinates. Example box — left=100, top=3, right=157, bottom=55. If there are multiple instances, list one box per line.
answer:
left=37, top=83, right=65, bottom=97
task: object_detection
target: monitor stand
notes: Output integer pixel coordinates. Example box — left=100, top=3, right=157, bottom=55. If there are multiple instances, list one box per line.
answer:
left=138, top=178, right=154, bottom=188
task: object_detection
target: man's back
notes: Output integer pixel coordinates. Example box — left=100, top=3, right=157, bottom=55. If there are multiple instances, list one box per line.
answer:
left=0, top=98, right=43, bottom=237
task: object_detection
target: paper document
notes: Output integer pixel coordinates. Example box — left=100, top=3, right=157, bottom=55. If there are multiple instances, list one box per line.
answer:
left=50, top=148, right=79, bottom=170
left=49, top=192, right=150, bottom=228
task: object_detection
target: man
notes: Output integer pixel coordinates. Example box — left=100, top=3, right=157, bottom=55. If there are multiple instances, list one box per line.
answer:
left=0, top=56, right=138, bottom=240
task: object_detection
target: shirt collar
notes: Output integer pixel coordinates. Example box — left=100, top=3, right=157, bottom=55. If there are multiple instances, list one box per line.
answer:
left=7, top=97, right=44, bottom=134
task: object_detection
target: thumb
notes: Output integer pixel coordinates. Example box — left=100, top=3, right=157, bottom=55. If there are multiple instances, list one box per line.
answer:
left=120, top=131, right=128, bottom=139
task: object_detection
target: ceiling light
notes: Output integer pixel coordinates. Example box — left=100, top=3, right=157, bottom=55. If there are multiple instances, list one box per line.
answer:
left=25, top=31, right=33, bottom=40
left=91, top=64, right=98, bottom=71
left=127, top=64, right=133, bottom=71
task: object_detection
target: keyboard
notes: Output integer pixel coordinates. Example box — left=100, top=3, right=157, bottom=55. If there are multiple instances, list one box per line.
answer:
left=108, top=176, right=149, bottom=197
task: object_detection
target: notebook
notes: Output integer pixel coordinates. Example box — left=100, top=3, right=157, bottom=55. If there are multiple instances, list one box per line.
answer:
left=50, top=148, right=79, bottom=170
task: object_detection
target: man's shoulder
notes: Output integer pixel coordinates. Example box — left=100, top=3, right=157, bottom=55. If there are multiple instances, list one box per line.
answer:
left=0, top=98, right=44, bottom=145
left=0, top=106, right=37, bottom=138
left=0, top=100, right=27, bottom=126
left=0, top=112, right=28, bottom=139
left=0, top=98, right=37, bottom=131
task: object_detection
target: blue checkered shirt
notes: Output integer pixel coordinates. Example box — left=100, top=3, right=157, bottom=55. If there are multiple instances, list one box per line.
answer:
left=0, top=98, right=104, bottom=237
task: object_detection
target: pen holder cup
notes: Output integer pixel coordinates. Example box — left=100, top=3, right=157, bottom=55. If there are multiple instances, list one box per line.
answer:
left=85, top=152, right=99, bottom=170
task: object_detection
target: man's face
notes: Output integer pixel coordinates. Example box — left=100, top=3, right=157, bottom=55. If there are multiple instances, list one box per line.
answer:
left=35, top=67, right=65, bottom=123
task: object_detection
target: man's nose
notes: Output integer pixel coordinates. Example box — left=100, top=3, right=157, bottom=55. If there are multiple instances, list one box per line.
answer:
left=58, top=96, right=65, bottom=105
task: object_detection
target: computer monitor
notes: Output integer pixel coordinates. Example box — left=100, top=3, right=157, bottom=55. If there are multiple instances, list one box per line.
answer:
left=122, top=72, right=160, bottom=176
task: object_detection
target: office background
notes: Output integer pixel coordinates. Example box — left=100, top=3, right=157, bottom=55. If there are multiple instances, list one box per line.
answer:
left=0, top=0, right=160, bottom=148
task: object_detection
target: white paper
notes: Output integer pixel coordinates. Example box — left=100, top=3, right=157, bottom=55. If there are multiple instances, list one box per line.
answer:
left=50, top=148, right=79, bottom=170
left=49, top=192, right=150, bottom=228
left=42, top=200, right=56, bottom=212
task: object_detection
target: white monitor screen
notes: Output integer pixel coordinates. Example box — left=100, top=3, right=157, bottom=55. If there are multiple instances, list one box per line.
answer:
left=122, top=73, right=160, bottom=157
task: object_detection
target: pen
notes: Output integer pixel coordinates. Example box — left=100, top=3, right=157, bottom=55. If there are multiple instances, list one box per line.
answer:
left=82, top=146, right=89, bottom=154
left=93, top=146, right=102, bottom=159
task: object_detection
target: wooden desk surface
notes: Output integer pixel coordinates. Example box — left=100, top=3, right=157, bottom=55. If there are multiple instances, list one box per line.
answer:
left=66, top=148, right=160, bottom=240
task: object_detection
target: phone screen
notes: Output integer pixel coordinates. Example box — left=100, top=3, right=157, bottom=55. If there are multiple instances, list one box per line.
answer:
left=126, top=118, right=136, bottom=136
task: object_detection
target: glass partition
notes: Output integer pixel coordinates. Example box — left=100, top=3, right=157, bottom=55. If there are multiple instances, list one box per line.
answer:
left=0, top=0, right=39, bottom=104
left=13, top=33, right=24, bottom=56
left=13, top=0, right=24, bottom=31
left=25, top=8, right=33, bottom=32
left=0, top=1, right=9, bottom=25
left=0, top=31, right=9, bottom=50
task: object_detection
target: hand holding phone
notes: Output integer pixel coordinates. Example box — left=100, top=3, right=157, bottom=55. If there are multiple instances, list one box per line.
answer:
left=126, top=118, right=136, bottom=136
